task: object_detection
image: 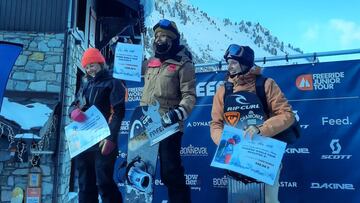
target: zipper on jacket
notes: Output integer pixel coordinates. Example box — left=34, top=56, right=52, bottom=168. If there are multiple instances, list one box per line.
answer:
left=92, top=90, right=99, bottom=104
left=89, top=86, right=94, bottom=104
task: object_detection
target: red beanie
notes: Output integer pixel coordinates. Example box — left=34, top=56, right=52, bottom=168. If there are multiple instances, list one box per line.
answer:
left=81, top=48, right=105, bottom=68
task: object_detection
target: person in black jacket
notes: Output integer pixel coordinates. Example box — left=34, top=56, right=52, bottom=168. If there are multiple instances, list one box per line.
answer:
left=69, top=48, right=125, bottom=203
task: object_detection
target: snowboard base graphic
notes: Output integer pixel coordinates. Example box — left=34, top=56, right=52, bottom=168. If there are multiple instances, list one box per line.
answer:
left=114, top=105, right=158, bottom=203
left=114, top=102, right=178, bottom=203
left=125, top=141, right=159, bottom=203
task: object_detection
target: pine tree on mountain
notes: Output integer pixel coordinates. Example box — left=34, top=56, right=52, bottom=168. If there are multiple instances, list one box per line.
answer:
left=239, top=25, right=245, bottom=32
left=271, top=48, right=277, bottom=55
left=255, top=23, right=260, bottom=32
left=224, top=18, right=231, bottom=26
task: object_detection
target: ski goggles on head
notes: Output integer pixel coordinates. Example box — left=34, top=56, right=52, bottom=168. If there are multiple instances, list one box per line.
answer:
left=224, top=44, right=254, bottom=71
left=157, top=19, right=172, bottom=28
left=153, top=19, right=179, bottom=36
left=224, top=44, right=244, bottom=61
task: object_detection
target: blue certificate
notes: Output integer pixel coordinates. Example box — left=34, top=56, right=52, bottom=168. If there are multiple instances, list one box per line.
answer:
left=65, top=106, right=111, bottom=158
left=113, top=42, right=143, bottom=82
left=211, top=125, right=286, bottom=185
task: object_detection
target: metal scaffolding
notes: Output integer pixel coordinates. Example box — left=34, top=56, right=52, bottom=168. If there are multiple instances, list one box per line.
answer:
left=195, top=48, right=360, bottom=69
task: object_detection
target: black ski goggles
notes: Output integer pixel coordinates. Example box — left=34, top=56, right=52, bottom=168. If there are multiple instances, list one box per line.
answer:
left=153, top=19, right=179, bottom=36
left=224, top=44, right=244, bottom=61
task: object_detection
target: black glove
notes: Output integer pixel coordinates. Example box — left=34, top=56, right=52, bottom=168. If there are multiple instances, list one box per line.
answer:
left=162, top=106, right=188, bottom=126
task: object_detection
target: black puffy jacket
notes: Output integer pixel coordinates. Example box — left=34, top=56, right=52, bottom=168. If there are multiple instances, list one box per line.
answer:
left=69, top=69, right=126, bottom=143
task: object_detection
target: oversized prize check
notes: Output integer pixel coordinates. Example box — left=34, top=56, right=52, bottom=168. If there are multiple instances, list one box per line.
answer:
left=65, top=105, right=110, bottom=158
left=211, top=125, right=287, bottom=185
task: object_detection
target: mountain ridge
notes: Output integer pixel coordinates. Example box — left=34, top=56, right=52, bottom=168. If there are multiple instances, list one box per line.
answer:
left=141, top=0, right=304, bottom=65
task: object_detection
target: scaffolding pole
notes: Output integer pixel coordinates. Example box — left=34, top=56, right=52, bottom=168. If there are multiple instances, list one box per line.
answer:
left=195, top=48, right=360, bottom=68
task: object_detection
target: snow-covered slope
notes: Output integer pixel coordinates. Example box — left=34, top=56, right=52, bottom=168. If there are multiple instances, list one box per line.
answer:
left=141, top=0, right=306, bottom=65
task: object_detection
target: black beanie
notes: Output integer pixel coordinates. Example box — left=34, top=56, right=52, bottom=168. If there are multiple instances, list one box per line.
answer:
left=224, top=45, right=255, bottom=68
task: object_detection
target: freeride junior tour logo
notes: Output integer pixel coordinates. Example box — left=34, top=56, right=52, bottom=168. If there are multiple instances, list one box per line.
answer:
left=296, top=72, right=344, bottom=91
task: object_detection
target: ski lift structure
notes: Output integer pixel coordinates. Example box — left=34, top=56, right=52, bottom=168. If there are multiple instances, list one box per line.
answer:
left=194, top=48, right=360, bottom=72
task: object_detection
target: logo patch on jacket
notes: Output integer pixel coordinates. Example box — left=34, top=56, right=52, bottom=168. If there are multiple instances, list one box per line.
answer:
left=167, top=64, right=177, bottom=72
left=148, top=59, right=162, bottom=68
left=224, top=112, right=240, bottom=126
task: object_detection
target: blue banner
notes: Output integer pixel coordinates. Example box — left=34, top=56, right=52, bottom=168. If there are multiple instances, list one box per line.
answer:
left=0, top=41, right=23, bottom=111
left=263, top=60, right=360, bottom=203
left=117, top=60, right=360, bottom=202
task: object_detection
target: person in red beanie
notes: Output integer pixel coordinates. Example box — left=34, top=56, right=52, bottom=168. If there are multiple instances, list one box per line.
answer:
left=69, top=48, right=125, bottom=203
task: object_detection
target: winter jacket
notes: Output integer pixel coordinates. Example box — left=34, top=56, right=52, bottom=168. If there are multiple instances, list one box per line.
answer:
left=140, top=47, right=196, bottom=131
left=69, top=69, right=126, bottom=143
left=210, top=67, right=295, bottom=145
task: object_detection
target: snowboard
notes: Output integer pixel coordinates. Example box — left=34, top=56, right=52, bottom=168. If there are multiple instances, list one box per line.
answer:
left=223, top=91, right=266, bottom=203
left=114, top=101, right=179, bottom=203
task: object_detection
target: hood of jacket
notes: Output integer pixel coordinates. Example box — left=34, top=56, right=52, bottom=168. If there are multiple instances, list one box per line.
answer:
left=87, top=69, right=113, bottom=83
left=228, top=66, right=262, bottom=88
left=160, top=45, right=193, bottom=65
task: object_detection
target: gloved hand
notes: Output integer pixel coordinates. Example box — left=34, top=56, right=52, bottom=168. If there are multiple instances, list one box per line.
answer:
left=70, top=108, right=86, bottom=122
left=162, top=106, right=188, bottom=126
left=99, top=139, right=116, bottom=155
left=244, top=125, right=260, bottom=140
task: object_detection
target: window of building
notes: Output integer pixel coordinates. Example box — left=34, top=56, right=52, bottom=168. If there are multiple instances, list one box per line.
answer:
left=76, top=0, right=87, bottom=32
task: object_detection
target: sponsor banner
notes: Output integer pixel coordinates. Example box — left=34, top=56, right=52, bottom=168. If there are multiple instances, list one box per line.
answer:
left=180, top=144, right=209, bottom=157
left=262, top=60, right=360, bottom=99
left=195, top=72, right=226, bottom=105
left=280, top=181, right=298, bottom=188
left=126, top=86, right=143, bottom=103
left=118, top=60, right=360, bottom=203
left=125, top=81, right=143, bottom=109
left=263, top=60, right=360, bottom=203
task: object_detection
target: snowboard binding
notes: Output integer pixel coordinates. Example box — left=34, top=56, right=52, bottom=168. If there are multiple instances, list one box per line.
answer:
left=125, top=156, right=153, bottom=193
